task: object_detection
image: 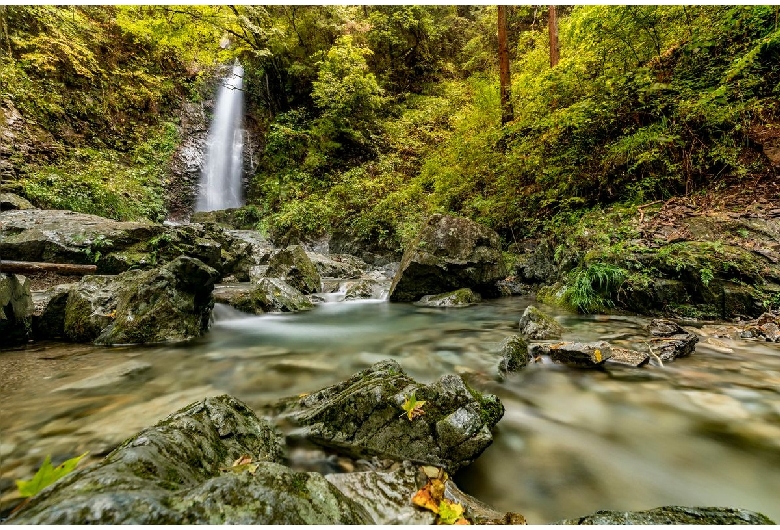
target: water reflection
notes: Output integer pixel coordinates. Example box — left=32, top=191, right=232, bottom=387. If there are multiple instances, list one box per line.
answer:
left=1, top=297, right=779, bottom=523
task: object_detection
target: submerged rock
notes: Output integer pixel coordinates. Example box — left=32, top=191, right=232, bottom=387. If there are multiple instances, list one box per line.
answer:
left=554, top=505, right=774, bottom=525
left=497, top=335, right=530, bottom=379
left=547, top=341, right=612, bottom=367
left=388, top=214, right=506, bottom=302
left=0, top=273, right=33, bottom=346
left=649, top=318, right=699, bottom=362
left=274, top=360, right=503, bottom=473
left=518, top=305, right=564, bottom=339
left=64, top=257, right=218, bottom=345
left=416, top=288, right=482, bottom=307
left=7, top=395, right=371, bottom=525
left=266, top=245, right=322, bottom=295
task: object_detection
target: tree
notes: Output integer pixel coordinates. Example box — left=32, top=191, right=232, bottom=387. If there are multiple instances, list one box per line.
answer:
left=548, top=5, right=559, bottom=67
left=497, top=5, right=513, bottom=125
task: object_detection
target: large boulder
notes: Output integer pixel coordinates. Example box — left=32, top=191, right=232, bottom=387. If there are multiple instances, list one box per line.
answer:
left=0, top=209, right=222, bottom=275
left=649, top=319, right=699, bottom=362
left=273, top=360, right=503, bottom=473
left=213, top=278, right=313, bottom=314
left=0, top=273, right=33, bottom=346
left=64, top=257, right=218, bottom=345
left=7, top=395, right=371, bottom=525
left=308, top=252, right=366, bottom=279
left=388, top=214, right=506, bottom=302
left=266, top=245, right=322, bottom=295
left=518, top=305, right=564, bottom=339
left=554, top=506, right=774, bottom=525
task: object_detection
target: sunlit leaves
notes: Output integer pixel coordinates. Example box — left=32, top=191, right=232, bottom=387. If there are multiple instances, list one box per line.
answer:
left=411, top=467, right=470, bottom=525
left=16, top=452, right=88, bottom=498
left=400, top=391, right=426, bottom=421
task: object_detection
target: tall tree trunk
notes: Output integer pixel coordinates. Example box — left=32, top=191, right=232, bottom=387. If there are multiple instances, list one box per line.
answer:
left=548, top=5, right=559, bottom=68
left=497, top=5, right=513, bottom=125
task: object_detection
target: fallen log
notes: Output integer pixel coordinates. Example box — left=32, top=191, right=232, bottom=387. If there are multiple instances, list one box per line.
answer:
left=0, top=260, right=97, bottom=276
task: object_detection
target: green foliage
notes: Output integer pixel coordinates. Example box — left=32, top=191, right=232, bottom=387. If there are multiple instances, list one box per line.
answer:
left=16, top=452, right=88, bottom=498
left=564, top=262, right=628, bottom=314
left=21, top=122, right=178, bottom=222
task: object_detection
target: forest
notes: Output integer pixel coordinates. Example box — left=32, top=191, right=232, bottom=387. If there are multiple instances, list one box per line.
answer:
left=1, top=5, right=780, bottom=525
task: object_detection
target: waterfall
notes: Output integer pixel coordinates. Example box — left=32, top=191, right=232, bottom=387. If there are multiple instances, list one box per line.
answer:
left=196, top=62, right=245, bottom=212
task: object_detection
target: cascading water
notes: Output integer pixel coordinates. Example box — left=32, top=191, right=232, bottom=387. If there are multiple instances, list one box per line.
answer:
left=196, top=62, right=245, bottom=212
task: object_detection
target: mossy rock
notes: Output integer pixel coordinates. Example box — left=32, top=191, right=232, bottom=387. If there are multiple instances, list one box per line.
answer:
left=273, top=360, right=503, bottom=473
left=497, top=335, right=530, bottom=379
left=214, top=278, right=313, bottom=314
left=266, top=245, right=322, bottom=295
left=415, top=288, right=482, bottom=307
left=518, top=305, right=564, bottom=339
left=389, top=214, right=506, bottom=302
left=554, top=505, right=774, bottom=525
left=7, top=395, right=370, bottom=524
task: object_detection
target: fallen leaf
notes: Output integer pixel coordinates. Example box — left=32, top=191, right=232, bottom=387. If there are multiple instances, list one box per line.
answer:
left=412, top=483, right=440, bottom=513
left=438, top=499, right=466, bottom=525
left=401, top=391, right=427, bottom=421
left=16, top=452, right=89, bottom=498
left=421, top=465, right=441, bottom=479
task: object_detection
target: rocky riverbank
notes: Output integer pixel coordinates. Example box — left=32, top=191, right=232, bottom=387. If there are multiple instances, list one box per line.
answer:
left=2, top=205, right=779, bottom=523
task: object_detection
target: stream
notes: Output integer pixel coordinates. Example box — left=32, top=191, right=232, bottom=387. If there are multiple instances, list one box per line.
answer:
left=1, top=295, right=779, bottom=523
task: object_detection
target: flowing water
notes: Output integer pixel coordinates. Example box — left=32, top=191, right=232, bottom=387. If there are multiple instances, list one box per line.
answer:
left=195, top=63, right=245, bottom=212
left=1, top=296, right=779, bottom=523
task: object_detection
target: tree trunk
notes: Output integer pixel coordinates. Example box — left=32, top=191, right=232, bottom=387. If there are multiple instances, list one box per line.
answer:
left=548, top=5, right=559, bottom=68
left=0, top=261, right=98, bottom=276
left=497, top=5, right=513, bottom=125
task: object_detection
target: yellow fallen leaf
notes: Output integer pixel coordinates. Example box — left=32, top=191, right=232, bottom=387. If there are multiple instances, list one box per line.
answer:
left=401, top=392, right=426, bottom=421
left=412, top=484, right=440, bottom=513
left=594, top=349, right=602, bottom=363
left=232, top=454, right=252, bottom=467
left=438, top=499, right=465, bottom=525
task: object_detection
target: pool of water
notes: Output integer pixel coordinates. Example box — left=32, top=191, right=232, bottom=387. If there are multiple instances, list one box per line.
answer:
left=1, top=296, right=779, bottom=523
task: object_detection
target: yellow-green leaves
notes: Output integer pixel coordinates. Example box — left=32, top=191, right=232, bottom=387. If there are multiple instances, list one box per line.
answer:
left=16, top=452, right=88, bottom=498
left=438, top=499, right=467, bottom=525
left=411, top=467, right=470, bottom=525
left=221, top=454, right=259, bottom=475
left=401, top=391, right=426, bottom=421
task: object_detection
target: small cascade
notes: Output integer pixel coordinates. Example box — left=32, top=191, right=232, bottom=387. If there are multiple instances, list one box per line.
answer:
left=196, top=62, right=245, bottom=212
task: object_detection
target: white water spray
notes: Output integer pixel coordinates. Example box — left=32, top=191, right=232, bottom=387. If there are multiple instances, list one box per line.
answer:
left=196, top=62, right=245, bottom=212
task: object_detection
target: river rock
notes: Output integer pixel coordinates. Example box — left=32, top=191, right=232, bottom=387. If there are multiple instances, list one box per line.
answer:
left=388, top=214, right=506, bottom=302
left=7, top=395, right=371, bottom=524
left=53, top=360, right=152, bottom=393
left=0, top=209, right=222, bottom=274
left=649, top=318, right=699, bottom=362
left=0, top=273, right=33, bottom=346
left=308, top=252, right=366, bottom=279
left=31, top=283, right=74, bottom=340
left=498, top=335, right=530, bottom=379
left=343, top=278, right=382, bottom=301
left=213, top=278, right=312, bottom=314
left=274, top=360, right=503, bottom=473
left=554, top=505, right=774, bottom=525
left=64, top=257, right=218, bottom=345
left=547, top=341, right=612, bottom=367
left=0, top=192, right=35, bottom=210
left=416, top=288, right=481, bottom=307
left=266, top=245, right=322, bottom=294
left=326, top=461, right=525, bottom=525
left=607, top=347, right=651, bottom=367
left=518, top=305, right=564, bottom=339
